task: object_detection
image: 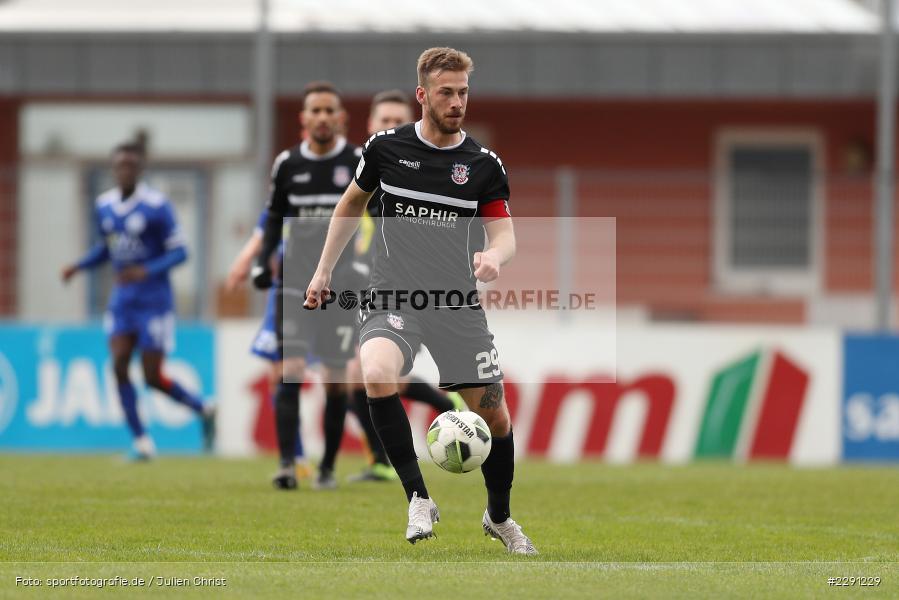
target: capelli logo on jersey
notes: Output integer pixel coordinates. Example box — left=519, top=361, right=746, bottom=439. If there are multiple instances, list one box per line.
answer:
left=399, top=159, right=421, bottom=170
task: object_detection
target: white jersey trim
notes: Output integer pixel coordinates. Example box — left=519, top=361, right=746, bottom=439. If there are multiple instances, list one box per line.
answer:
left=380, top=181, right=477, bottom=210
left=97, top=182, right=167, bottom=216
left=414, top=120, right=466, bottom=150
left=360, top=328, right=414, bottom=358
left=164, top=230, right=186, bottom=250
left=271, top=149, right=291, bottom=179
left=378, top=191, right=390, bottom=258
left=287, top=193, right=343, bottom=206
left=299, top=137, right=347, bottom=161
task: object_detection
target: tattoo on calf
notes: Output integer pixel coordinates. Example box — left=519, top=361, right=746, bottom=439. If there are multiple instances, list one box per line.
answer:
left=479, top=382, right=504, bottom=410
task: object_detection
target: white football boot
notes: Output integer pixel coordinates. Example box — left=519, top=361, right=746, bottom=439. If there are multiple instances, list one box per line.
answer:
left=131, top=435, right=157, bottom=461
left=482, top=510, right=538, bottom=555
left=406, top=492, right=440, bottom=544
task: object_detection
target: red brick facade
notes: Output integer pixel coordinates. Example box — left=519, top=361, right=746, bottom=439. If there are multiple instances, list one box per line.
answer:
left=1, top=97, right=888, bottom=321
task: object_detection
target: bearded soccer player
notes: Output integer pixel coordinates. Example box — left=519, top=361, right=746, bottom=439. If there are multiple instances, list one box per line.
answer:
left=347, top=89, right=464, bottom=483
left=252, top=81, right=359, bottom=490
left=61, top=143, right=216, bottom=459
left=305, top=49, right=536, bottom=554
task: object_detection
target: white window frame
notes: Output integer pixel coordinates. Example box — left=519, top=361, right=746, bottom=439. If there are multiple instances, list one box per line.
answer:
left=713, top=129, right=824, bottom=296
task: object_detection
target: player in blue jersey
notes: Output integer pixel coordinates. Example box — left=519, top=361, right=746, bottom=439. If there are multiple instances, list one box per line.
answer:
left=226, top=208, right=312, bottom=480
left=61, top=142, right=216, bottom=460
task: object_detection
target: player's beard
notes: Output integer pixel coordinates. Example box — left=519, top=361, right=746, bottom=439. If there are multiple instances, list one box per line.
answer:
left=309, top=127, right=336, bottom=146
left=427, top=103, right=464, bottom=135
left=310, top=126, right=335, bottom=145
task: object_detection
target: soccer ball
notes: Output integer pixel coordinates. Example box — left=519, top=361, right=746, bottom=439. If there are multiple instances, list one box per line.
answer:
left=426, top=410, right=492, bottom=473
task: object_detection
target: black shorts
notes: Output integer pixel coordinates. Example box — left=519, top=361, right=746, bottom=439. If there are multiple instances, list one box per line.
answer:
left=358, top=305, right=503, bottom=390
left=275, top=283, right=357, bottom=368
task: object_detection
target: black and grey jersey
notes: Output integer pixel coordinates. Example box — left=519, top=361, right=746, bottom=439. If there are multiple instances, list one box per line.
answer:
left=354, top=121, right=510, bottom=297
left=267, top=137, right=361, bottom=284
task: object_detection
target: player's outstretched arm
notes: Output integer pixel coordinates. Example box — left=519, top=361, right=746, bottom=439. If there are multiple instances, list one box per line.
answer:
left=118, top=246, right=187, bottom=284
left=61, top=242, right=110, bottom=284
left=474, top=218, right=516, bottom=283
left=304, top=180, right=373, bottom=308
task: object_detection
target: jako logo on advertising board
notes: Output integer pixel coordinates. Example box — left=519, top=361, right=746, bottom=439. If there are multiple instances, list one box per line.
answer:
left=0, top=324, right=214, bottom=453
left=695, top=348, right=809, bottom=460
left=843, top=335, right=899, bottom=461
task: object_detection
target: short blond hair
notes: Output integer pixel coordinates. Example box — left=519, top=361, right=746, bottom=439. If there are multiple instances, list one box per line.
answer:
left=416, top=47, right=474, bottom=87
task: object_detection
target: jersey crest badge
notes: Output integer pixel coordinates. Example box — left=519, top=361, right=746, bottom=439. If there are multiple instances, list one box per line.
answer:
left=451, top=163, right=470, bottom=185
left=125, top=213, right=146, bottom=235
left=387, top=313, right=405, bottom=330
left=333, top=166, right=351, bottom=188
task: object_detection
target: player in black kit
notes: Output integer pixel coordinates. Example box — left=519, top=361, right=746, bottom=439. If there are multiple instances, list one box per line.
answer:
left=253, top=81, right=359, bottom=491
left=304, top=49, right=536, bottom=554
left=346, top=89, right=464, bottom=484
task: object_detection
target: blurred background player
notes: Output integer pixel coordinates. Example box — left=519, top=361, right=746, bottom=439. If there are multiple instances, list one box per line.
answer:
left=252, top=81, right=359, bottom=490
left=226, top=208, right=312, bottom=479
left=346, top=89, right=464, bottom=483
left=61, top=142, right=215, bottom=460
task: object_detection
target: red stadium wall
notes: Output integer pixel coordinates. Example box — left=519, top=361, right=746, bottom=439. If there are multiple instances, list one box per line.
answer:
left=2, top=96, right=886, bottom=323
left=276, top=98, right=886, bottom=324
left=0, top=98, right=18, bottom=316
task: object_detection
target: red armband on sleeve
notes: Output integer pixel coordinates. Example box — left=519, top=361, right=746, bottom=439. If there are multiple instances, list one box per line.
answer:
left=479, top=199, right=511, bottom=221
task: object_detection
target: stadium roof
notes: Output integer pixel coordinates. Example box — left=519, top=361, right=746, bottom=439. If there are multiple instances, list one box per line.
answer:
left=0, top=0, right=882, bottom=34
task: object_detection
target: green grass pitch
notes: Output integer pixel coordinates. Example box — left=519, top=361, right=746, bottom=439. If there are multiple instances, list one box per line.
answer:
left=1, top=455, right=897, bottom=598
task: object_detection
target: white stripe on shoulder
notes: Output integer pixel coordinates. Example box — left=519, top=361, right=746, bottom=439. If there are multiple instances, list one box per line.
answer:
left=480, top=146, right=506, bottom=175
left=363, top=128, right=397, bottom=150
left=380, top=181, right=477, bottom=209
left=96, top=187, right=119, bottom=207
left=139, top=183, right=168, bottom=208
left=271, top=149, right=291, bottom=178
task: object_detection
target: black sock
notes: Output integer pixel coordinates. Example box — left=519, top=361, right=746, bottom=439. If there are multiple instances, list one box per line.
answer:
left=403, top=377, right=455, bottom=413
left=481, top=429, right=514, bottom=523
left=351, top=388, right=389, bottom=466
left=320, top=388, right=348, bottom=472
left=368, top=393, right=427, bottom=501
left=275, top=381, right=301, bottom=469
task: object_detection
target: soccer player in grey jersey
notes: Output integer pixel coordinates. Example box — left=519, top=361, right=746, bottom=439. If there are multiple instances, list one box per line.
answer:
left=253, top=81, right=361, bottom=491
left=346, top=89, right=463, bottom=484
left=304, top=48, right=536, bottom=554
